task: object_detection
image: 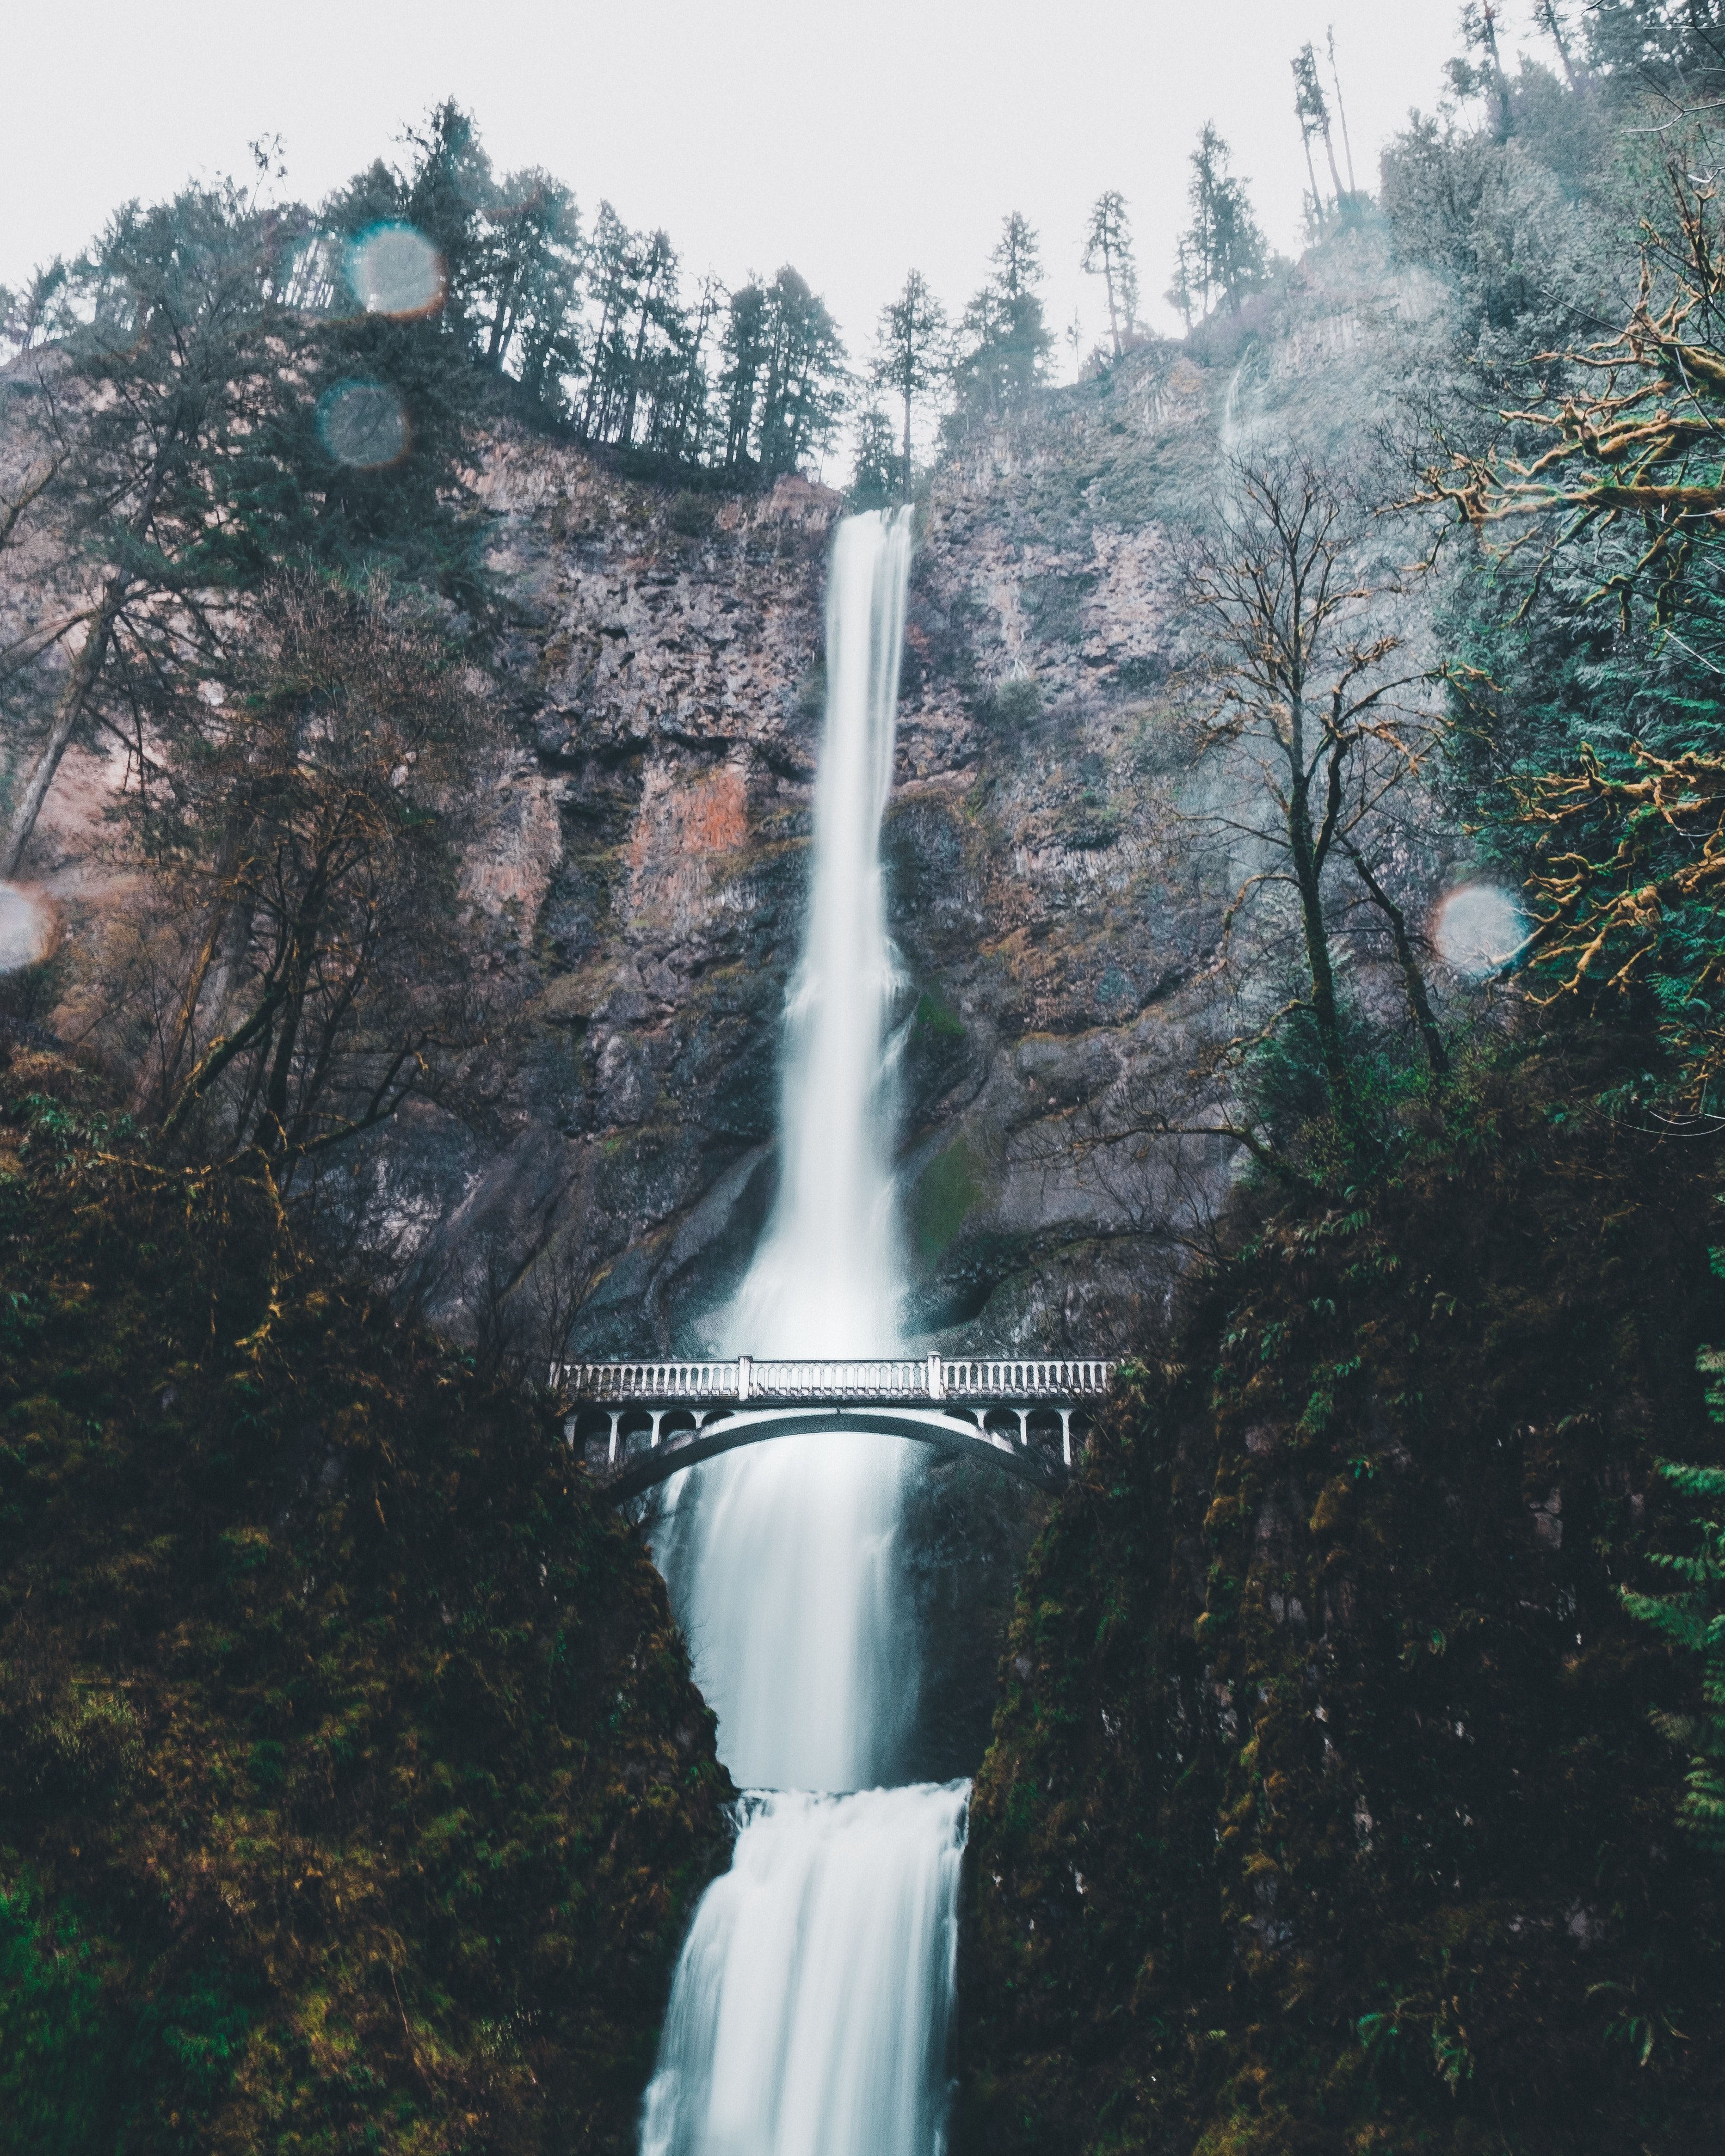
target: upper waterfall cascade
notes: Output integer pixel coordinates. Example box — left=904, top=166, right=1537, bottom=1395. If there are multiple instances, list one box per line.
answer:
left=638, top=510, right=979, bottom=2156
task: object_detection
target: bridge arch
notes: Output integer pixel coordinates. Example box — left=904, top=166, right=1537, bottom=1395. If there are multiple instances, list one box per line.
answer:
left=557, top=1354, right=1117, bottom=1504
left=569, top=1404, right=1080, bottom=1501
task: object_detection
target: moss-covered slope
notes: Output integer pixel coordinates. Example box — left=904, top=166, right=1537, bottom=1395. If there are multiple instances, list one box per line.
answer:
left=958, top=1066, right=1725, bottom=2154
left=0, top=1059, right=732, bottom=2155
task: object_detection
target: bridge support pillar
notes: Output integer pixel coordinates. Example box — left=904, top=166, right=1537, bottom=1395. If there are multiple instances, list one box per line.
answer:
left=1013, top=1408, right=1029, bottom=1446
left=607, top=1411, right=622, bottom=1466
left=1059, top=1408, right=1074, bottom=1468
left=649, top=1410, right=666, bottom=1448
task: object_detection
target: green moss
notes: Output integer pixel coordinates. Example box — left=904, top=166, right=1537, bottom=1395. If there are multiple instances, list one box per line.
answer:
left=913, top=1136, right=984, bottom=1262
left=0, top=1052, right=733, bottom=2154
left=912, top=990, right=966, bottom=1044
left=957, top=1056, right=1725, bottom=2155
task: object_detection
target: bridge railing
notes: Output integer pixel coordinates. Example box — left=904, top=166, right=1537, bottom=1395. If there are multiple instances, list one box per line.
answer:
left=554, top=1354, right=1117, bottom=1404
left=940, top=1358, right=1114, bottom=1398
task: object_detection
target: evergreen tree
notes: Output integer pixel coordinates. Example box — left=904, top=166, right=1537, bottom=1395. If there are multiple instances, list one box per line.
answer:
left=716, top=270, right=846, bottom=479
left=402, top=102, right=489, bottom=300
left=473, top=168, right=585, bottom=404
left=848, top=408, right=899, bottom=510
left=951, top=212, right=1052, bottom=426
left=755, top=267, right=847, bottom=478
left=1, top=178, right=487, bottom=877
left=577, top=203, right=637, bottom=442
left=1447, top=2, right=1516, bottom=138
left=1166, top=124, right=1267, bottom=325
left=718, top=280, right=769, bottom=473
left=1081, top=192, right=1136, bottom=358
left=1292, top=44, right=1344, bottom=227
left=870, top=269, right=949, bottom=494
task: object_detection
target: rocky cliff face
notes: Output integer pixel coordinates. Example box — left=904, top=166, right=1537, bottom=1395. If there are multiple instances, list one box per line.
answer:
left=363, top=223, right=1435, bottom=1376
left=6, top=224, right=1431, bottom=1375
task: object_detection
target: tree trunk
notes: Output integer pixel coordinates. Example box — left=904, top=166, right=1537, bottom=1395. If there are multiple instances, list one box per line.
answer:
left=1, top=582, right=123, bottom=878
left=1318, top=118, right=1346, bottom=204
left=1286, top=761, right=1350, bottom=1106
left=1299, top=129, right=1324, bottom=225
left=1345, top=843, right=1449, bottom=1077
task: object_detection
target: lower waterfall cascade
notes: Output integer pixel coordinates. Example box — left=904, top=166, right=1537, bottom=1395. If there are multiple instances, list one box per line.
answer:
left=641, top=509, right=967, bottom=2156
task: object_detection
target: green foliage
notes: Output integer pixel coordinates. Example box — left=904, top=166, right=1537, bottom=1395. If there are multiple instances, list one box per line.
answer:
left=717, top=266, right=848, bottom=480
left=1081, top=190, right=1138, bottom=357
left=959, top=1055, right=1725, bottom=2153
left=848, top=408, right=899, bottom=510
left=912, top=1136, right=984, bottom=1263
left=0, top=1055, right=732, bottom=2153
left=949, top=213, right=1052, bottom=431
left=1166, top=124, right=1267, bottom=327
left=0, top=1881, right=116, bottom=2153
left=988, top=675, right=1042, bottom=729
left=1623, top=1351, right=1725, bottom=1856
left=870, top=269, right=949, bottom=491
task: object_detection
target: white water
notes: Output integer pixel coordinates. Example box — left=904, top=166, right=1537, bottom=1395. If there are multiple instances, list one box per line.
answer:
left=643, top=510, right=964, bottom=2156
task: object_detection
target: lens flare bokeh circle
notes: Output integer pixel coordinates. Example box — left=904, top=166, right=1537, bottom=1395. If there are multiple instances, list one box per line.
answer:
left=317, top=380, right=410, bottom=469
left=344, top=222, right=445, bottom=318
left=1434, top=883, right=1527, bottom=977
left=0, top=883, right=51, bottom=973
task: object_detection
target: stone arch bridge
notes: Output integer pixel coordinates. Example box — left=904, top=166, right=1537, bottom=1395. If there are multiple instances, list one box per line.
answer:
left=556, top=1355, right=1118, bottom=1501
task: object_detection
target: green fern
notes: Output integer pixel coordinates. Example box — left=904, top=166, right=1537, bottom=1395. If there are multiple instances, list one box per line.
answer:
left=1621, top=1349, right=1725, bottom=1856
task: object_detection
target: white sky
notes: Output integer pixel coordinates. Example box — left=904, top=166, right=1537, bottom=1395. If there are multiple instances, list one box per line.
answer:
left=4, top=2, right=1541, bottom=387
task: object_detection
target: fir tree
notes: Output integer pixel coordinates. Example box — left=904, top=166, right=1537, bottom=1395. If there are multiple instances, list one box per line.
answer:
left=870, top=269, right=949, bottom=494
left=1081, top=192, right=1136, bottom=358
left=951, top=212, right=1052, bottom=425
left=1166, top=124, right=1267, bottom=325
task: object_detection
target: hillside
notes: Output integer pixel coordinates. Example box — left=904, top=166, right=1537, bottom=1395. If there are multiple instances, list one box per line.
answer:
left=956, top=1043, right=1725, bottom=2153
left=0, top=1047, right=732, bottom=2155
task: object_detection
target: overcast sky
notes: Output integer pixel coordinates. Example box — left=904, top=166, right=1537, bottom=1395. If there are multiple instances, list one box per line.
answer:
left=4, top=3, right=1532, bottom=381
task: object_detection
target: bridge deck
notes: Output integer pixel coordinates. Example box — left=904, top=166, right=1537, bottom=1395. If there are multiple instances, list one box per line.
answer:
left=554, top=1355, right=1119, bottom=1500
left=554, top=1353, right=1116, bottom=1406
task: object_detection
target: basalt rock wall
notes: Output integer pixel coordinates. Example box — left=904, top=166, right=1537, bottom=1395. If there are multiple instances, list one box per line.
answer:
left=377, top=225, right=1436, bottom=1373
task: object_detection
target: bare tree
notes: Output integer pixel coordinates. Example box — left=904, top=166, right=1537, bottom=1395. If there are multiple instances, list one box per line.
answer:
left=147, top=575, right=510, bottom=1178
left=1182, top=454, right=1444, bottom=1113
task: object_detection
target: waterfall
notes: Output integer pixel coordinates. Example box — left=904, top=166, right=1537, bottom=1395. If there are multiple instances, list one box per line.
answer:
left=643, top=510, right=965, bottom=2156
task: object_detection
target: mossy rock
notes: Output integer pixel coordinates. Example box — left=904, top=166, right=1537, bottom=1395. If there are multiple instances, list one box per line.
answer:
left=0, top=1066, right=733, bottom=2154
left=957, top=1060, right=1725, bottom=2154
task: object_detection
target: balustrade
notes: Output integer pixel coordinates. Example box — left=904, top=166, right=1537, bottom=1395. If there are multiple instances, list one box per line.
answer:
left=554, top=1354, right=1116, bottom=1404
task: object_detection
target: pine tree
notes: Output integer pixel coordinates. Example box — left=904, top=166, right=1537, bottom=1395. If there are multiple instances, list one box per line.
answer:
left=717, top=271, right=847, bottom=479
left=849, top=408, right=899, bottom=510
left=473, top=169, right=584, bottom=400
left=1292, top=44, right=1344, bottom=227
left=1167, top=124, right=1268, bottom=324
left=870, top=270, right=949, bottom=494
left=1081, top=192, right=1136, bottom=358
left=1448, top=2, right=1515, bottom=138
left=951, top=212, right=1052, bottom=424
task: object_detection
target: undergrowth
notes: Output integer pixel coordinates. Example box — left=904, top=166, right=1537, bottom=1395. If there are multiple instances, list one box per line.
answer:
left=0, top=1050, right=732, bottom=2155
left=958, top=1036, right=1725, bottom=2154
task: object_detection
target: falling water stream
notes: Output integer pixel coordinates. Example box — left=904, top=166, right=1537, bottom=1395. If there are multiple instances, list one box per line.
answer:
left=641, top=510, right=966, bottom=2156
